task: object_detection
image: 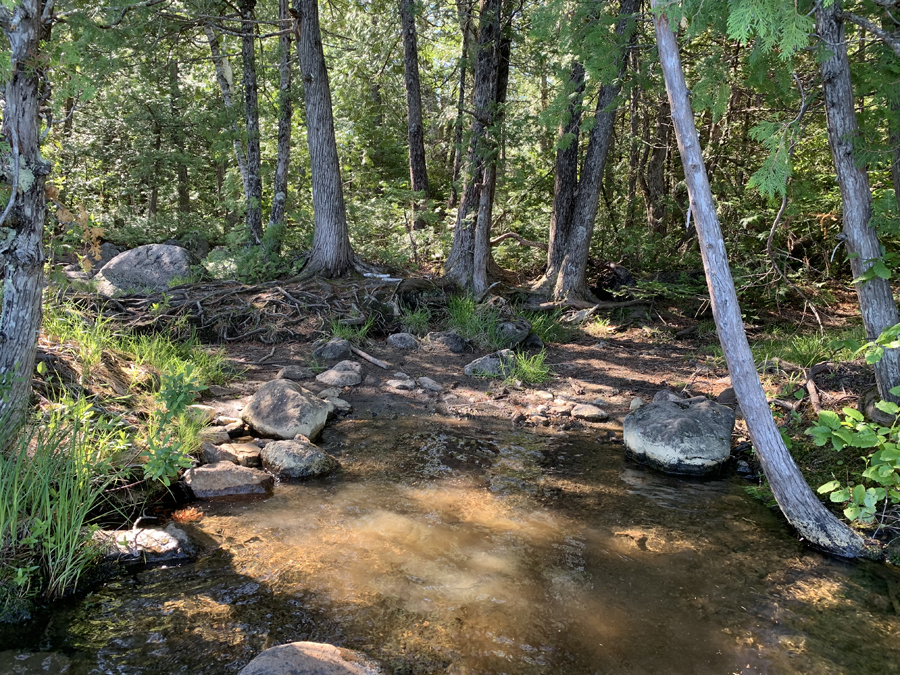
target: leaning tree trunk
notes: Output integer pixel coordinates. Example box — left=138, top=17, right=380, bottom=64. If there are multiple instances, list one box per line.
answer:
left=241, top=0, right=264, bottom=245
left=205, top=25, right=250, bottom=199
left=400, top=0, right=430, bottom=231
left=293, top=0, right=354, bottom=277
left=443, top=0, right=502, bottom=290
left=0, top=1, right=49, bottom=445
left=818, top=1, right=900, bottom=405
left=554, top=0, right=639, bottom=304
left=269, top=0, right=293, bottom=231
left=653, top=0, right=871, bottom=558
left=532, top=61, right=585, bottom=294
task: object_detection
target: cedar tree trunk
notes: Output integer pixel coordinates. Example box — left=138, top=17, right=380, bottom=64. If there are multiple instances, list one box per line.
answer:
left=269, top=0, right=293, bottom=231
left=401, top=0, right=430, bottom=230
left=241, top=0, right=264, bottom=245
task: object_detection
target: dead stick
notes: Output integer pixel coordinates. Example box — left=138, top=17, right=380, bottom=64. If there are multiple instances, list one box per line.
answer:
left=351, top=346, right=389, bottom=369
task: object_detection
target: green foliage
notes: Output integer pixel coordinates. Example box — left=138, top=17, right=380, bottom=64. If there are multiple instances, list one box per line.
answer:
left=520, top=309, right=573, bottom=344
left=506, top=350, right=552, bottom=385
left=329, top=317, right=374, bottom=345
left=726, top=0, right=814, bottom=59
left=446, top=296, right=508, bottom=351
left=399, top=306, right=431, bottom=336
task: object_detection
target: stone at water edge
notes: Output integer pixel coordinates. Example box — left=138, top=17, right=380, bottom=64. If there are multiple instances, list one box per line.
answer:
left=261, top=438, right=339, bottom=479
left=387, top=332, right=419, bottom=349
left=463, top=349, right=515, bottom=378
left=239, top=642, right=382, bottom=675
left=184, top=462, right=274, bottom=498
left=242, top=379, right=333, bottom=440
left=92, top=523, right=194, bottom=563
left=209, top=442, right=262, bottom=467
left=186, top=404, right=217, bottom=424
left=199, top=426, right=231, bottom=444
left=623, top=394, right=735, bottom=476
left=571, top=404, right=608, bottom=422
left=313, top=338, right=353, bottom=361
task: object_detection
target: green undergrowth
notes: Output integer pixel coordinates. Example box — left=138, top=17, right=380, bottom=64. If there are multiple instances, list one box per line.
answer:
left=329, top=317, right=375, bottom=345
left=446, top=295, right=506, bottom=351
left=520, top=308, right=573, bottom=344
left=507, top=350, right=552, bottom=385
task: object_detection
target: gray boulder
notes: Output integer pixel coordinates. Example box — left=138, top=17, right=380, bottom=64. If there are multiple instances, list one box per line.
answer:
left=623, top=392, right=735, bottom=476
left=184, top=462, right=274, bottom=498
left=277, top=365, right=315, bottom=381
left=417, top=376, right=443, bottom=392
left=95, top=244, right=193, bottom=296
left=239, top=642, right=382, bottom=675
left=201, top=441, right=261, bottom=467
left=313, top=339, right=352, bottom=361
left=464, top=349, right=515, bottom=378
left=571, top=404, right=608, bottom=422
left=387, top=333, right=419, bottom=349
left=243, top=379, right=333, bottom=440
left=426, top=331, right=468, bottom=353
left=261, top=439, right=339, bottom=480
left=523, top=333, right=544, bottom=350
left=92, top=523, right=194, bottom=563
left=497, top=319, right=532, bottom=346
left=82, top=242, right=123, bottom=276
left=316, top=360, right=363, bottom=387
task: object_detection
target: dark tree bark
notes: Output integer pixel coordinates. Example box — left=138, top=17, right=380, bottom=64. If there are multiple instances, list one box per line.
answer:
left=653, top=0, right=871, bottom=558
left=205, top=25, right=250, bottom=201
left=553, top=0, right=639, bottom=303
left=639, top=100, right=671, bottom=235
left=293, top=0, right=354, bottom=277
left=169, top=60, right=190, bottom=214
left=533, top=61, right=585, bottom=294
left=400, top=0, right=430, bottom=230
left=0, top=1, right=51, bottom=443
left=148, top=119, right=161, bottom=218
left=269, top=0, right=293, bottom=231
left=818, top=1, right=900, bottom=405
left=887, top=16, right=900, bottom=213
left=240, top=0, right=263, bottom=245
left=443, top=0, right=502, bottom=290
left=448, top=0, right=474, bottom=210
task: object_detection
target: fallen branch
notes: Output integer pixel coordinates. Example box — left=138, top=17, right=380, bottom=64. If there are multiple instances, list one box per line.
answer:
left=351, top=346, right=389, bottom=369
left=490, top=231, right=548, bottom=250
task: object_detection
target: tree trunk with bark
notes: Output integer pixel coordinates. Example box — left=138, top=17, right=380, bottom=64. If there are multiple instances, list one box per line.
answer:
left=553, top=0, right=639, bottom=303
left=400, top=0, right=430, bottom=230
left=293, top=0, right=354, bottom=277
left=447, top=0, right=473, bottom=210
left=205, top=25, right=250, bottom=199
left=443, top=0, right=502, bottom=290
left=269, top=0, right=293, bottom=231
left=0, top=1, right=50, bottom=444
left=818, top=1, right=900, bottom=405
left=653, top=0, right=872, bottom=558
left=241, top=0, right=263, bottom=245
left=169, top=60, right=190, bottom=214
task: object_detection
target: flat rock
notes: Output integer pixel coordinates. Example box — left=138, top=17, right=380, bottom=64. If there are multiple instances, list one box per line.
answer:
left=277, top=365, right=315, bottom=381
left=417, top=376, right=443, bottom=392
left=261, top=438, right=339, bottom=480
left=239, top=642, right=382, bottom=675
left=318, top=387, right=343, bottom=399
left=184, top=462, right=274, bottom=498
left=216, top=442, right=262, bottom=467
left=186, top=404, right=217, bottom=424
left=385, top=379, right=415, bottom=391
left=326, top=397, right=352, bottom=412
left=386, top=333, right=419, bottom=349
left=464, top=349, right=515, bottom=378
left=92, top=524, right=194, bottom=563
left=426, top=331, right=468, bottom=353
left=316, top=360, right=363, bottom=387
left=243, top=379, right=333, bottom=440
left=497, top=319, right=532, bottom=346
left=313, top=339, right=352, bottom=361
left=95, top=244, right=193, bottom=296
left=571, top=404, right=609, bottom=422
left=623, top=395, right=735, bottom=476
left=199, top=426, right=231, bottom=445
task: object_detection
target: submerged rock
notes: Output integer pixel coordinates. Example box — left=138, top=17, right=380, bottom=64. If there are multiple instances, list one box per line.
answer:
left=243, top=379, right=333, bottom=440
left=623, top=392, right=735, bottom=476
left=313, top=338, right=352, bottom=361
left=93, top=524, right=194, bottom=563
left=261, top=438, right=339, bottom=480
left=184, top=462, right=274, bottom=498
left=239, top=642, right=382, bottom=675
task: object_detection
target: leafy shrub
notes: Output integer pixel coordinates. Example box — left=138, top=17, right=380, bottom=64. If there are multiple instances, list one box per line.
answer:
left=520, top=308, right=572, bottom=344
left=400, top=306, right=431, bottom=335
left=507, top=350, right=552, bottom=385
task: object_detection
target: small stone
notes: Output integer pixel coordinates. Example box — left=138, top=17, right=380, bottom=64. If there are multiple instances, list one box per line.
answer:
left=590, top=397, right=608, bottom=407
left=523, top=333, right=544, bottom=350
left=332, top=360, right=363, bottom=375
left=276, top=365, right=315, bottom=381
left=215, top=416, right=241, bottom=426
left=717, top=387, right=738, bottom=407
left=549, top=404, right=573, bottom=417
left=217, top=442, right=263, bottom=467
left=224, top=421, right=244, bottom=436
left=387, top=333, right=419, bottom=350
left=511, top=412, right=526, bottom=424
left=186, top=405, right=217, bottom=424
left=497, top=320, right=532, bottom=346
left=316, top=361, right=363, bottom=387
left=392, top=371, right=412, bottom=380
left=386, top=379, right=416, bottom=391
left=238, top=642, right=382, bottom=675
left=313, top=338, right=352, bottom=361
left=326, top=397, right=352, bottom=413
left=426, top=331, right=468, bottom=353
left=207, top=385, right=237, bottom=397
left=535, top=390, right=554, bottom=400
left=736, top=460, right=752, bottom=475
left=571, top=404, right=609, bottom=422
left=261, top=438, right=340, bottom=480
left=463, top=349, right=515, bottom=378
left=417, top=376, right=443, bottom=392
left=93, top=524, right=194, bottom=564
left=629, top=396, right=646, bottom=411
left=318, top=387, right=343, bottom=399
left=199, top=426, right=231, bottom=444
left=242, top=380, right=333, bottom=441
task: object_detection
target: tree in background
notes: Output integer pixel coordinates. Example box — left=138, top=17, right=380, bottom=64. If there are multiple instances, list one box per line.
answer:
left=400, top=0, right=430, bottom=231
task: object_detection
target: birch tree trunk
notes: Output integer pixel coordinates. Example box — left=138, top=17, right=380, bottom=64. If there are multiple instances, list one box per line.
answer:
left=205, top=25, right=250, bottom=199
left=400, top=0, right=429, bottom=231
left=269, top=0, right=293, bottom=231
left=241, top=0, right=263, bottom=245
left=553, top=0, right=639, bottom=303
left=293, top=0, right=354, bottom=277
left=818, top=1, right=900, bottom=405
left=652, top=0, right=871, bottom=558
left=0, top=0, right=50, bottom=444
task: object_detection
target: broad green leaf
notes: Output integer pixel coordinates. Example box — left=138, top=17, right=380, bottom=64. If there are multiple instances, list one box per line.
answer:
left=876, top=401, right=900, bottom=415
left=843, top=408, right=864, bottom=422
left=817, top=480, right=841, bottom=494
left=817, top=410, right=841, bottom=430
left=852, top=484, right=866, bottom=504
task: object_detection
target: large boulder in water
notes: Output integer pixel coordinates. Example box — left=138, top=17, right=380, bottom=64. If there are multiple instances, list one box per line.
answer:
left=623, top=391, right=735, bottom=476
left=261, top=438, right=339, bottom=479
left=183, top=462, right=274, bottom=499
left=239, top=642, right=382, bottom=675
left=242, top=379, right=333, bottom=440
left=94, top=244, right=193, bottom=296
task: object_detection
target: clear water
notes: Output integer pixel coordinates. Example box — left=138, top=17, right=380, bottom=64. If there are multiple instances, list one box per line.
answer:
left=3, top=417, right=900, bottom=674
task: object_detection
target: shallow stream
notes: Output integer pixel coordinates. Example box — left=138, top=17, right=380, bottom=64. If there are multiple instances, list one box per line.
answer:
left=3, top=417, right=900, bottom=674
